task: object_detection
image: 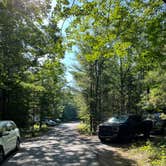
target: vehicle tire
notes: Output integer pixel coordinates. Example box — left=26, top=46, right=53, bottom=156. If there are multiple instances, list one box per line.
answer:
left=143, top=131, right=150, bottom=139
left=15, top=138, right=20, bottom=151
left=0, top=147, right=4, bottom=163
left=100, top=138, right=106, bottom=143
left=143, top=120, right=152, bottom=139
left=161, top=127, right=166, bottom=135
left=127, top=132, right=135, bottom=142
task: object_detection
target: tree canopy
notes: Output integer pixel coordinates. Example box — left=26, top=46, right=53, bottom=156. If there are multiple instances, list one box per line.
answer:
left=0, top=0, right=165, bottom=134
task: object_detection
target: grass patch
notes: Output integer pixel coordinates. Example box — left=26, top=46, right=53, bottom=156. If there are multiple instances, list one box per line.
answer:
left=129, top=138, right=166, bottom=166
left=77, top=123, right=91, bottom=135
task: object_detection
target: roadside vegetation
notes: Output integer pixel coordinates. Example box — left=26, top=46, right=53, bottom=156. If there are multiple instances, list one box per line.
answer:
left=21, top=124, right=49, bottom=139
left=129, top=139, right=166, bottom=166
left=77, top=123, right=91, bottom=135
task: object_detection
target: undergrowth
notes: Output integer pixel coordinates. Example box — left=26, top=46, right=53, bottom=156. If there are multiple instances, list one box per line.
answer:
left=130, top=139, right=166, bottom=166
left=77, top=123, right=91, bottom=135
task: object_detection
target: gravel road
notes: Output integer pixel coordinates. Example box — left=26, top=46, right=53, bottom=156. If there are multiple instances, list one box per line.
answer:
left=2, top=122, right=137, bottom=166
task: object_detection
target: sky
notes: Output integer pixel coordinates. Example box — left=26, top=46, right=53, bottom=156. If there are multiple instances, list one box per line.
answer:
left=57, top=18, right=77, bottom=86
left=62, top=51, right=77, bottom=86
left=51, top=0, right=79, bottom=87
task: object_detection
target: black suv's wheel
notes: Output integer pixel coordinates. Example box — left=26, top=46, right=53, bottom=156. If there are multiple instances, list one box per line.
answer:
left=143, top=131, right=150, bottom=139
left=0, top=147, right=4, bottom=163
left=15, top=138, right=20, bottom=151
left=100, top=138, right=106, bottom=143
left=161, top=127, right=166, bottom=135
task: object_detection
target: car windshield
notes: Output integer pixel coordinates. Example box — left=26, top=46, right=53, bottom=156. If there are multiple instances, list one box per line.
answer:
left=107, top=116, right=128, bottom=123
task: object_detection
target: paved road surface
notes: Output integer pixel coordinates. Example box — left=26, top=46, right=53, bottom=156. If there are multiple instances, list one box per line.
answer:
left=2, top=122, right=137, bottom=166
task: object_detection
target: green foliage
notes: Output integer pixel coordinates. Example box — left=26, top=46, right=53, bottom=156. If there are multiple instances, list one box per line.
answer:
left=0, top=0, right=66, bottom=129
left=34, top=124, right=47, bottom=132
left=73, top=93, right=89, bottom=123
left=62, top=90, right=78, bottom=121
left=139, top=60, right=166, bottom=112
left=77, top=123, right=91, bottom=135
left=131, top=141, right=166, bottom=166
left=63, top=0, right=166, bottom=133
left=0, top=0, right=165, bottom=137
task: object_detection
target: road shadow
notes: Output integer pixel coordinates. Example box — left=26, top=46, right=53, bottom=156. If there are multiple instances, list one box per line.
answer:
left=2, top=123, right=137, bottom=166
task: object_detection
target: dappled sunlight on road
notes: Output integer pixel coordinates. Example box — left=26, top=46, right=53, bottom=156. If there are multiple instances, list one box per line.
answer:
left=2, top=122, right=137, bottom=166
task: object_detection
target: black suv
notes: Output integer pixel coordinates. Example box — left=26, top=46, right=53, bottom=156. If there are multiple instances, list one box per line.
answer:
left=148, top=113, right=166, bottom=135
left=98, top=115, right=153, bottom=142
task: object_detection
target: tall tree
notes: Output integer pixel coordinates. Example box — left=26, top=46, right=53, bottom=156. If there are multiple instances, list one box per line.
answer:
left=64, top=0, right=165, bottom=132
left=0, top=0, right=66, bottom=128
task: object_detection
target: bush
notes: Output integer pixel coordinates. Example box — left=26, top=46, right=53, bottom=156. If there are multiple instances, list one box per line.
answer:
left=34, top=124, right=48, bottom=131
left=34, top=124, right=40, bottom=131
left=77, top=123, right=91, bottom=135
left=40, top=124, right=48, bottom=132
left=131, top=140, right=166, bottom=166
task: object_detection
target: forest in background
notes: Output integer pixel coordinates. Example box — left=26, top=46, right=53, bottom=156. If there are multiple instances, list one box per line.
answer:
left=64, top=0, right=166, bottom=133
left=0, top=0, right=166, bottom=134
left=0, top=0, right=70, bottom=130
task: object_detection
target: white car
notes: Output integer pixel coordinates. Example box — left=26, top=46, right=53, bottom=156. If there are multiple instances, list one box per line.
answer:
left=0, top=121, right=21, bottom=162
left=45, top=119, right=57, bottom=126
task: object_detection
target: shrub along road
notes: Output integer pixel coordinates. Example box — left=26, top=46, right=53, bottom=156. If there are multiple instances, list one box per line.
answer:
left=2, top=122, right=137, bottom=166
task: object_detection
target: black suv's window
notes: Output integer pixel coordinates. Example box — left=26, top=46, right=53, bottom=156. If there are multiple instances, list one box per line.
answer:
left=107, top=116, right=128, bottom=123
left=127, top=115, right=142, bottom=123
left=130, top=116, right=141, bottom=121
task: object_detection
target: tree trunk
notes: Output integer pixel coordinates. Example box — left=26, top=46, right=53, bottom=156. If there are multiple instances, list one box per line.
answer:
left=1, top=89, right=7, bottom=119
left=120, top=58, right=125, bottom=115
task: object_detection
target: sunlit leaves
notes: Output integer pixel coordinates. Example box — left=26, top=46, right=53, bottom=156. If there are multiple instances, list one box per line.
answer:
left=0, top=0, right=7, bottom=7
left=20, top=82, right=45, bottom=92
left=113, top=41, right=131, bottom=57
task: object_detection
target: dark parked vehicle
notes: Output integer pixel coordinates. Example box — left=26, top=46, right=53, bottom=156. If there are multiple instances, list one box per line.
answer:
left=149, top=114, right=166, bottom=135
left=55, top=119, right=61, bottom=123
left=98, top=115, right=153, bottom=142
left=153, top=119, right=166, bottom=135
left=42, top=119, right=57, bottom=126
